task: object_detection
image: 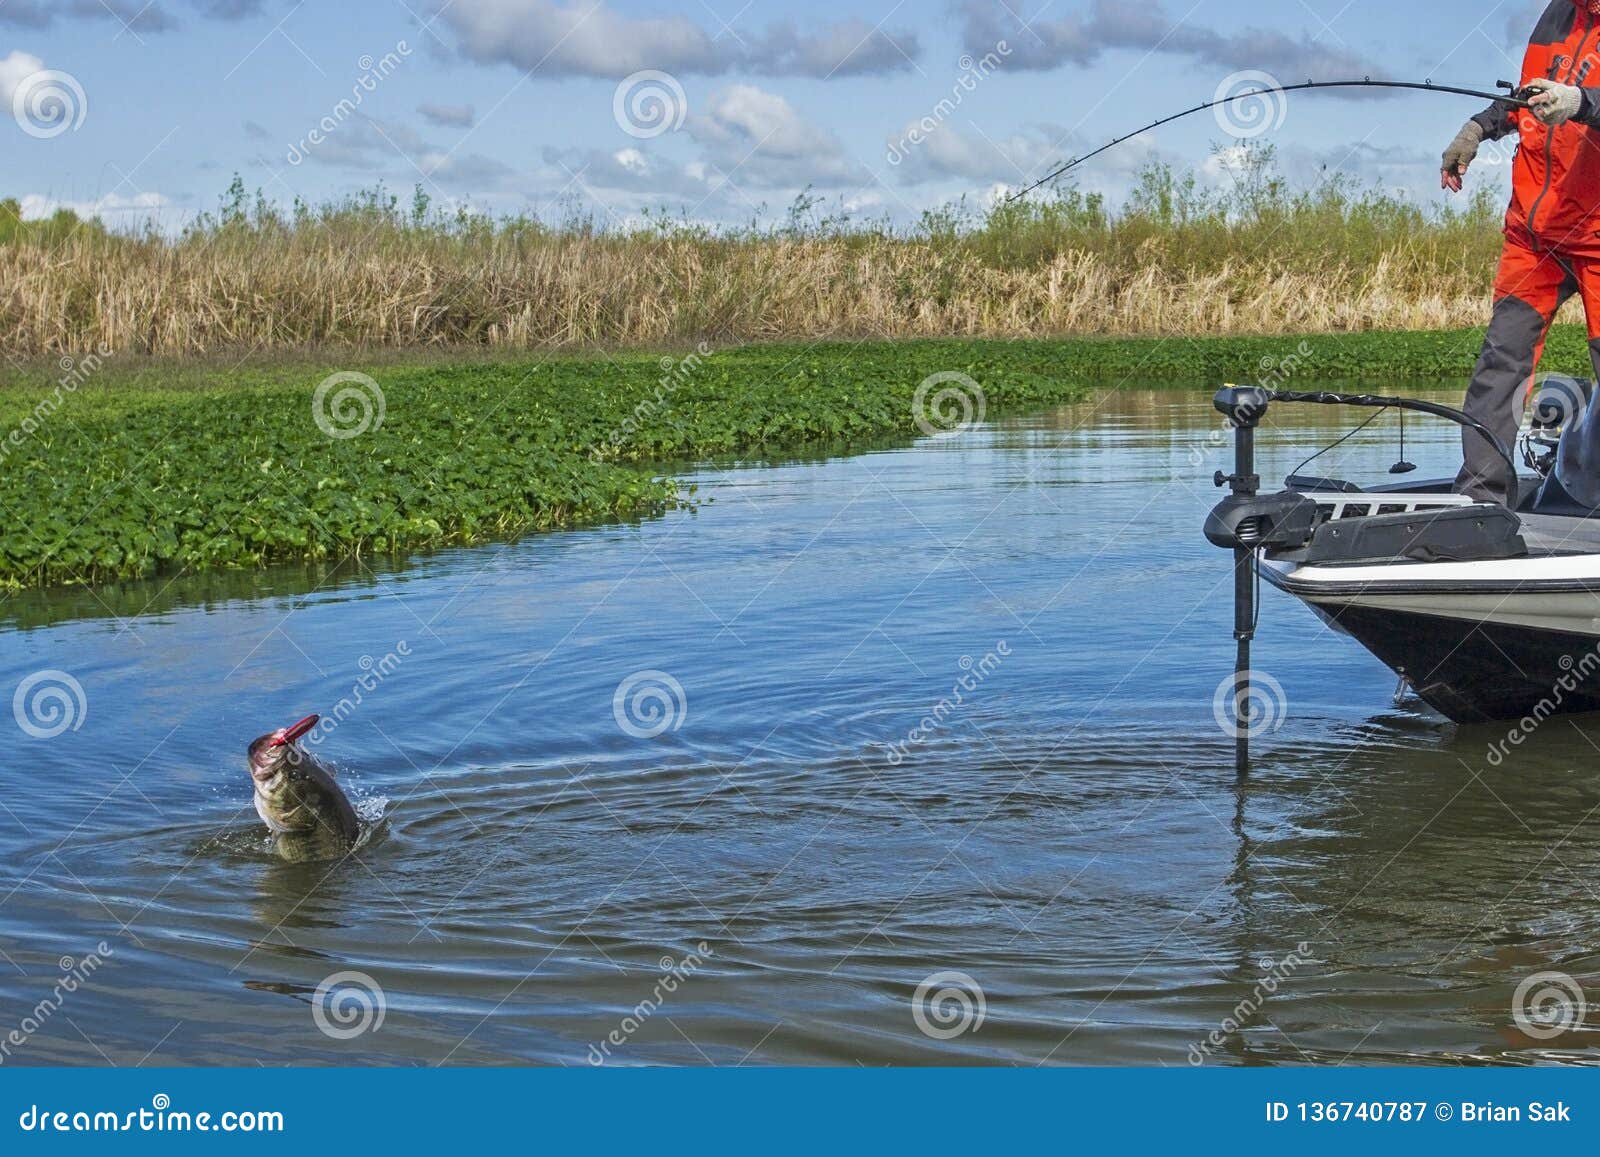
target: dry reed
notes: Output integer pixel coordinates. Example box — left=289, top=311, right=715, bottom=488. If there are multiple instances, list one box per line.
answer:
left=0, top=155, right=1537, bottom=359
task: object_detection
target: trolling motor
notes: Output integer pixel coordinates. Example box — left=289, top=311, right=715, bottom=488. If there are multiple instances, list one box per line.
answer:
left=1203, top=389, right=1317, bottom=778
left=1203, top=387, right=1520, bottom=775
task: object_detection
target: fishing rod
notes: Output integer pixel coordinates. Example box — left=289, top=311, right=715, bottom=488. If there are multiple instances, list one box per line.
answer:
left=1008, top=78, right=1536, bottom=202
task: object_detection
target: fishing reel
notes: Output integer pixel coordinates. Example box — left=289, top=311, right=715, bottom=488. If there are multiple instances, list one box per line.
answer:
left=1497, top=78, right=1542, bottom=104
left=1521, top=374, right=1594, bottom=477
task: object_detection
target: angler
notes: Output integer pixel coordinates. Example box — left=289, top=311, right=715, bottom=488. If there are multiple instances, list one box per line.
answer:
left=1445, top=0, right=1600, bottom=505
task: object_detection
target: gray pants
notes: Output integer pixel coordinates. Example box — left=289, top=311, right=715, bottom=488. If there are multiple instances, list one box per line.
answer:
left=1455, top=256, right=1600, bottom=505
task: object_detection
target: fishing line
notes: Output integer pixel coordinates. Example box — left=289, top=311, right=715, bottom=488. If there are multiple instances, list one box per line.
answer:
left=1286, top=406, right=1390, bottom=483
left=1007, top=78, right=1535, bottom=202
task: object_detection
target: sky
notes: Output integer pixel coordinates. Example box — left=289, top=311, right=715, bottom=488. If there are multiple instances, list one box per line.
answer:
left=0, top=0, right=1558, bottom=231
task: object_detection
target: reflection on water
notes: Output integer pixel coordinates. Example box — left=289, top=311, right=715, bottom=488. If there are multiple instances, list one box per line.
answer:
left=1, top=386, right=1598, bottom=1066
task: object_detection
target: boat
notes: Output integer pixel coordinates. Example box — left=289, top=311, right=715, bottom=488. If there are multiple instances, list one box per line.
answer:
left=1203, top=378, right=1600, bottom=749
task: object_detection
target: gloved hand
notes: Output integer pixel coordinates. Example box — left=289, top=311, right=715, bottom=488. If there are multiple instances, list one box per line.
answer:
left=1526, top=76, right=1583, bottom=126
left=1440, top=120, right=1483, bottom=192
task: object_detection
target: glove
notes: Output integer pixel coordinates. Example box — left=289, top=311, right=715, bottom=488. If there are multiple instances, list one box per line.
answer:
left=1527, top=77, right=1583, bottom=126
left=1440, top=119, right=1483, bottom=192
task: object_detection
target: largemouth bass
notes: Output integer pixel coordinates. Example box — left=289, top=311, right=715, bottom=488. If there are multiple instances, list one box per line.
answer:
left=246, top=714, right=361, bottom=861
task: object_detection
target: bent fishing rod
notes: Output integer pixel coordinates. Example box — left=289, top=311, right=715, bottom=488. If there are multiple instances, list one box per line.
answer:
left=1007, top=77, right=1536, bottom=202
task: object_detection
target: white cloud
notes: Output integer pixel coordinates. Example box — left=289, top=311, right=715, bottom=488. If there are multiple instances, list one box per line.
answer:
left=1275, top=140, right=1496, bottom=202
left=0, top=0, right=262, bottom=28
left=537, top=88, right=873, bottom=211
left=19, top=192, right=171, bottom=221
left=190, top=0, right=265, bottom=18
left=0, top=0, right=172, bottom=31
left=613, top=147, right=649, bottom=175
left=688, top=84, right=863, bottom=188
left=0, top=50, right=45, bottom=109
left=541, top=144, right=709, bottom=199
left=692, top=86, right=831, bottom=158
left=444, top=0, right=715, bottom=77
left=1199, top=144, right=1256, bottom=180
left=283, top=114, right=517, bottom=191
left=960, top=0, right=1378, bottom=89
left=418, top=103, right=476, bottom=129
left=418, top=149, right=515, bottom=189
left=439, top=0, right=918, bottom=78
left=888, top=122, right=1062, bottom=185
left=745, top=18, right=916, bottom=78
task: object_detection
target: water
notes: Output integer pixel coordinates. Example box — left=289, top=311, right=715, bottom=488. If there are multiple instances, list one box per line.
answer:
left=3, top=387, right=1599, bottom=1067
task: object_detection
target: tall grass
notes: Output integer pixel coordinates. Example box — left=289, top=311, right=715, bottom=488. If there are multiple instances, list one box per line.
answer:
left=0, top=148, right=1518, bottom=358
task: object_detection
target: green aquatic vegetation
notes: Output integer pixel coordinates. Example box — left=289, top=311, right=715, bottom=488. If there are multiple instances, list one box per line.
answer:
left=0, top=329, right=1550, bottom=591
left=0, top=339, right=1097, bottom=590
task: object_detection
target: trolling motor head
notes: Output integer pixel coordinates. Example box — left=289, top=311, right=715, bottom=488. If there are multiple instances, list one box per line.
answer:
left=1204, top=387, right=1320, bottom=552
left=1213, top=385, right=1271, bottom=429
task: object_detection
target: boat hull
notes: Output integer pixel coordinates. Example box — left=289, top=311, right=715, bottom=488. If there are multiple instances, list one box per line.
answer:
left=1261, top=562, right=1600, bottom=723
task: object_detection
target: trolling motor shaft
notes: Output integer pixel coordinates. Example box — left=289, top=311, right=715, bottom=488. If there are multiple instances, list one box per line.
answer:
left=1213, top=387, right=1268, bottom=777
left=1203, top=389, right=1317, bottom=775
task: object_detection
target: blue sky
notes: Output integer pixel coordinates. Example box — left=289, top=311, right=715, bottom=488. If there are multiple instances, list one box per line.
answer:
left=0, top=0, right=1556, bottom=230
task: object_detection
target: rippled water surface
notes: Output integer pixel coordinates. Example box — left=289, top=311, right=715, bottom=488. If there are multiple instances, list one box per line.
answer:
left=4, top=387, right=1600, bottom=1066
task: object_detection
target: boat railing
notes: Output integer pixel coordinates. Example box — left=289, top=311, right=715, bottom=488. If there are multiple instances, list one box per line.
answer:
left=1307, top=493, right=1476, bottom=523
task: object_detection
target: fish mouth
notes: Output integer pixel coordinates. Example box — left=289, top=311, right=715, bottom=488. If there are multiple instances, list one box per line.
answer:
left=247, top=743, right=285, bottom=783
left=247, top=714, right=320, bottom=782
